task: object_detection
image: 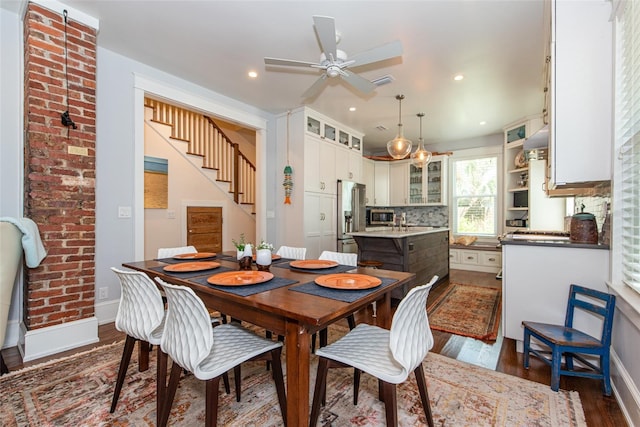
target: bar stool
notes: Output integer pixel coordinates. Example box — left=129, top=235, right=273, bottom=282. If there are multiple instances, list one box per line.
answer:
left=358, top=260, right=384, bottom=318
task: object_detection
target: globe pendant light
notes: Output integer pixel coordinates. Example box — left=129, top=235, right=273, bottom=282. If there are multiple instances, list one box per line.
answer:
left=410, top=112, right=432, bottom=168
left=386, top=94, right=412, bottom=159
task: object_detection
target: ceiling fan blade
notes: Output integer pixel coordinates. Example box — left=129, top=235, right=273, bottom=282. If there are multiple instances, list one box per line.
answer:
left=264, top=57, right=319, bottom=68
left=301, top=74, right=328, bottom=99
left=340, top=70, right=377, bottom=94
left=313, top=15, right=337, bottom=60
left=349, top=40, right=403, bottom=68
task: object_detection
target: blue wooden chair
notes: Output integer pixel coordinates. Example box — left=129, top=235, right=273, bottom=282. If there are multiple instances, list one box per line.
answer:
left=522, top=284, right=616, bottom=395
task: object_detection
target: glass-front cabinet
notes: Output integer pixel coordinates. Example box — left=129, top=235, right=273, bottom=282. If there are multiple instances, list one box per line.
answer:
left=408, top=156, right=448, bottom=205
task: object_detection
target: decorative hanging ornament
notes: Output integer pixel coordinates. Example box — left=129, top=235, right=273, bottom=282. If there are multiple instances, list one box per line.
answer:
left=283, top=165, right=293, bottom=204
left=283, top=111, right=293, bottom=204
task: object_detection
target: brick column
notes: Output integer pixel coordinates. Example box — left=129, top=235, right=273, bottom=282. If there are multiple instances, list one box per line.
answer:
left=23, top=3, right=97, bottom=330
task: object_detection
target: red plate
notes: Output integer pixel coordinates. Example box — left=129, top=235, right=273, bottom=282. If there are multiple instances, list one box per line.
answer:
left=173, top=252, right=216, bottom=260
left=207, top=270, right=274, bottom=286
left=315, top=274, right=382, bottom=290
left=163, top=261, right=220, bottom=272
left=289, top=259, right=339, bottom=269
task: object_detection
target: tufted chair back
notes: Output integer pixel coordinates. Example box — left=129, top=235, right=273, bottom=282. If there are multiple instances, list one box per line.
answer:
left=111, top=267, right=165, bottom=343
left=157, top=245, right=198, bottom=258
left=389, top=275, right=438, bottom=376
left=275, top=245, right=306, bottom=260
left=156, top=278, right=213, bottom=373
left=319, top=250, right=357, bottom=266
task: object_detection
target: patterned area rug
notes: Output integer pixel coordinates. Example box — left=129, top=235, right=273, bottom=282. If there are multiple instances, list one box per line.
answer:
left=428, top=283, right=502, bottom=342
left=0, top=334, right=585, bottom=426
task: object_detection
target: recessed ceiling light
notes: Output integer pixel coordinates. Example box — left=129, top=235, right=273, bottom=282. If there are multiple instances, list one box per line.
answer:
left=480, top=121, right=487, bottom=125
left=453, top=74, right=464, bottom=81
left=349, top=107, right=356, bottom=112
left=248, top=71, right=258, bottom=78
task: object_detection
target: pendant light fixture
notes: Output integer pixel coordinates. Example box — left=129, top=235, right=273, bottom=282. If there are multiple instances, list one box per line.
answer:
left=386, top=94, right=412, bottom=159
left=410, top=112, right=432, bottom=168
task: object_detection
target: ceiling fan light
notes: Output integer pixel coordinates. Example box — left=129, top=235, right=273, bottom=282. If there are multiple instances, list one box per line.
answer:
left=387, top=94, right=412, bottom=159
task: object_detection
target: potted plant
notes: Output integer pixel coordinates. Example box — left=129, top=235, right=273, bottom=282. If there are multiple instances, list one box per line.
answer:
left=255, top=240, right=274, bottom=271
left=232, top=234, right=247, bottom=260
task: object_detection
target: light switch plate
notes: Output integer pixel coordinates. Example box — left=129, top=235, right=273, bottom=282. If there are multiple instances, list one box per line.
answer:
left=118, top=206, right=131, bottom=218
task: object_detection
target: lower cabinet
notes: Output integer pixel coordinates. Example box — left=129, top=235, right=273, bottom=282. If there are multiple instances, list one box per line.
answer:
left=450, top=247, right=502, bottom=273
left=303, top=192, right=336, bottom=259
left=355, top=230, right=449, bottom=300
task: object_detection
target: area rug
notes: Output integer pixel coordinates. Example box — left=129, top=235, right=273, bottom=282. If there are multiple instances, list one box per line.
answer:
left=428, top=283, right=502, bottom=342
left=0, top=336, right=585, bottom=426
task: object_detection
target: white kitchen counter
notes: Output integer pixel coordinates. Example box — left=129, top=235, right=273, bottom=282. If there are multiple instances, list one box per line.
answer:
left=349, top=227, right=449, bottom=238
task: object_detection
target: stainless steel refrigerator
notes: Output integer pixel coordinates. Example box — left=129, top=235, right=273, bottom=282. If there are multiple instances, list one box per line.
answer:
left=337, top=180, right=366, bottom=253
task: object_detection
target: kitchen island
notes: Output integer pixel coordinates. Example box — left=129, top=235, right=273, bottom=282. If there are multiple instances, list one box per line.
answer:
left=349, top=227, right=449, bottom=299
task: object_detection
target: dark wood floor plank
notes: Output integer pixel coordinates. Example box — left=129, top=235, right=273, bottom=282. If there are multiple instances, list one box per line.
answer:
left=1, top=270, right=627, bottom=426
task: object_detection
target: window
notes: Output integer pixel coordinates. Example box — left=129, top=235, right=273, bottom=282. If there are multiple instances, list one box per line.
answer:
left=614, top=0, right=640, bottom=293
left=451, top=156, right=498, bottom=236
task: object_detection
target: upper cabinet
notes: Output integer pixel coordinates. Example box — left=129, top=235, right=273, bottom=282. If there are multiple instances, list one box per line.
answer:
left=305, top=112, right=363, bottom=153
left=409, top=156, right=448, bottom=205
left=549, top=0, right=612, bottom=187
left=362, top=158, right=375, bottom=205
left=373, top=161, right=390, bottom=206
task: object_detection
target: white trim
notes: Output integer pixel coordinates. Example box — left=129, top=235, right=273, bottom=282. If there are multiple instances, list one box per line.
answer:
left=607, top=280, right=640, bottom=329
left=611, top=349, right=640, bottom=426
left=19, top=316, right=98, bottom=362
left=95, top=300, right=119, bottom=325
left=30, top=0, right=100, bottom=29
left=1, top=319, right=20, bottom=349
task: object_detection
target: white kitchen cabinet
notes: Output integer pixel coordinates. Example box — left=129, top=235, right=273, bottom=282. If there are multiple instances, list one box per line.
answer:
left=408, top=156, right=448, bottom=205
left=502, top=242, right=609, bottom=352
left=304, top=192, right=336, bottom=259
left=304, top=135, right=337, bottom=194
left=373, top=161, right=389, bottom=206
left=450, top=247, right=501, bottom=273
left=389, top=160, right=409, bottom=206
left=549, top=0, right=612, bottom=187
left=277, top=106, right=363, bottom=256
left=336, top=146, right=362, bottom=183
left=362, top=158, right=375, bottom=205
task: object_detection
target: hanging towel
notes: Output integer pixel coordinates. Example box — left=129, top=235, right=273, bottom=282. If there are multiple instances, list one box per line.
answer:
left=0, top=217, right=47, bottom=268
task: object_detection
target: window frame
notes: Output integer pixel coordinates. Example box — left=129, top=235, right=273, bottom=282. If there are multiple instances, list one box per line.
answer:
left=448, top=146, right=503, bottom=241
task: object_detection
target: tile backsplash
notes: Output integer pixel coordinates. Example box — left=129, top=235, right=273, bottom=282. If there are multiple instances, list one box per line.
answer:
left=391, top=206, right=449, bottom=227
left=573, top=196, right=611, bottom=230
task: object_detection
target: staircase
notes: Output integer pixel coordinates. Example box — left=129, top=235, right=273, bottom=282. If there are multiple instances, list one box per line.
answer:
left=144, top=98, right=256, bottom=212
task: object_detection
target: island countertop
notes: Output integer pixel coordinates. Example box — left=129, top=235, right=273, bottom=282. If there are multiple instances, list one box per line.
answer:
left=348, top=226, right=450, bottom=238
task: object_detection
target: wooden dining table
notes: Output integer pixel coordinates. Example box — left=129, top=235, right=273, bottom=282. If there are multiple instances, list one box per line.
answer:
left=123, top=252, right=415, bottom=426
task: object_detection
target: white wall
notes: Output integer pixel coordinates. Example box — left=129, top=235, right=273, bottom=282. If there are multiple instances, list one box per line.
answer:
left=0, top=6, right=24, bottom=348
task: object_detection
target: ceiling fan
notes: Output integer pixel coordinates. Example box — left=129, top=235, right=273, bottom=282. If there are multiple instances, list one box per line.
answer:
left=264, top=15, right=403, bottom=99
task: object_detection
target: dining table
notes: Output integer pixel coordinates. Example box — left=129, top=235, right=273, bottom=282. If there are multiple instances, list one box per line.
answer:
left=122, top=251, right=415, bottom=426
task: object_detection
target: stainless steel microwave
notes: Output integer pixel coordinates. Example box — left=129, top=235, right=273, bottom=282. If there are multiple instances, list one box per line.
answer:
left=369, top=209, right=395, bottom=225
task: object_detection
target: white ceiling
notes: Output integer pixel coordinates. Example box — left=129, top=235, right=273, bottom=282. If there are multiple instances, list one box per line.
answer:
left=5, top=0, right=547, bottom=155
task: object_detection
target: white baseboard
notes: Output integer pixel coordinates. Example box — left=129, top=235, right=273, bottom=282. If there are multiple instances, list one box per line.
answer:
left=95, top=299, right=119, bottom=325
left=1, top=319, right=20, bottom=349
left=19, top=316, right=99, bottom=362
left=611, top=349, right=640, bottom=427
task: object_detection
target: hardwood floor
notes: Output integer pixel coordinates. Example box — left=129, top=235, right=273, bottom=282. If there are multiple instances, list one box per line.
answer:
left=1, top=270, right=626, bottom=426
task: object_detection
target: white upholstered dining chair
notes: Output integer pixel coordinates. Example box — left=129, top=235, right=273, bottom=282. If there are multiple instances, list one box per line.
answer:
left=110, top=267, right=168, bottom=424
left=155, top=278, right=287, bottom=427
left=310, top=275, right=439, bottom=427
left=157, top=245, right=197, bottom=258
left=276, top=245, right=306, bottom=260
left=319, top=250, right=357, bottom=267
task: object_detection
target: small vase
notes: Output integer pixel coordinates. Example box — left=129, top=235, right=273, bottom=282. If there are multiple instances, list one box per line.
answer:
left=238, top=256, right=252, bottom=270
left=256, top=249, right=272, bottom=271
left=236, top=249, right=244, bottom=260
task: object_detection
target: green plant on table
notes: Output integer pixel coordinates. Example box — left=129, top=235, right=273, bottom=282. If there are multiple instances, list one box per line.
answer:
left=256, top=240, right=274, bottom=251
left=232, top=233, right=246, bottom=251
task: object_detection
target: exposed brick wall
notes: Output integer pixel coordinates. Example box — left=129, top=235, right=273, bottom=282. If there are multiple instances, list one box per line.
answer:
left=23, top=3, right=97, bottom=329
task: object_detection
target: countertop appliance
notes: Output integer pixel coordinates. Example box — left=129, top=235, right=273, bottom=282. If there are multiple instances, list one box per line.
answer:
left=337, top=180, right=366, bottom=253
left=369, top=209, right=395, bottom=225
